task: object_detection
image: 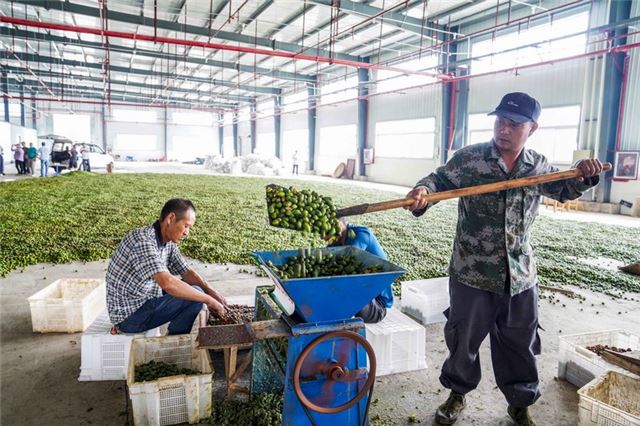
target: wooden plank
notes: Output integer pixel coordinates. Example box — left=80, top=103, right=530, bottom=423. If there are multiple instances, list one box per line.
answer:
left=601, top=350, right=640, bottom=375
left=197, top=319, right=290, bottom=349
left=251, top=319, right=291, bottom=340
left=229, top=349, right=253, bottom=383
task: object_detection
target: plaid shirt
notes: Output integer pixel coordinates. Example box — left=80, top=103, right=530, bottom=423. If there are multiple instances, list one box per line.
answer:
left=106, top=221, right=189, bottom=324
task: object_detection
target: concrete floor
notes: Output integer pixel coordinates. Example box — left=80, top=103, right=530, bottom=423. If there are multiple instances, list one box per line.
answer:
left=1, top=257, right=638, bottom=426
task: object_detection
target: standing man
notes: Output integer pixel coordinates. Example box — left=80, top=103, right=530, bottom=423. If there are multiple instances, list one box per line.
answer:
left=0, top=145, right=4, bottom=176
left=80, top=145, right=91, bottom=171
left=328, top=220, right=392, bottom=323
left=69, top=144, right=78, bottom=170
left=12, top=143, right=24, bottom=175
left=405, top=93, right=604, bottom=426
left=25, top=142, right=37, bottom=176
left=37, top=142, right=49, bottom=177
left=292, top=150, right=299, bottom=175
left=106, top=198, right=228, bottom=335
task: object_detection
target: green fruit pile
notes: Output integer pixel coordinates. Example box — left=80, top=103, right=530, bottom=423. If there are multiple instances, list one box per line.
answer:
left=200, top=393, right=283, bottom=425
left=266, top=184, right=341, bottom=241
left=267, top=249, right=384, bottom=279
left=134, top=360, right=201, bottom=382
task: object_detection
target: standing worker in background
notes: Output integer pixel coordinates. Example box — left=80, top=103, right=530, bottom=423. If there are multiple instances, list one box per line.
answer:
left=328, top=220, right=392, bottom=323
left=292, top=150, right=299, bottom=176
left=25, top=142, right=37, bottom=176
left=405, top=92, right=605, bottom=426
left=106, top=198, right=228, bottom=335
left=80, top=145, right=91, bottom=172
left=12, top=143, right=24, bottom=175
left=69, top=144, right=79, bottom=170
left=37, top=142, right=49, bottom=177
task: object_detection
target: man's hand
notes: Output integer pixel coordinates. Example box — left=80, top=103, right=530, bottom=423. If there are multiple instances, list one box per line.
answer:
left=207, top=288, right=228, bottom=307
left=576, top=159, right=604, bottom=181
left=404, top=186, right=429, bottom=212
left=206, top=298, right=228, bottom=318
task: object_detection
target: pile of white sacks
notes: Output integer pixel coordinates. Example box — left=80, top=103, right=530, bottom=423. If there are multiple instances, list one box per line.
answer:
left=204, top=153, right=287, bottom=176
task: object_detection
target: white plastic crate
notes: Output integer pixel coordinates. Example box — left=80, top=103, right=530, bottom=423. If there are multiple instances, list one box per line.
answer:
left=578, top=371, right=640, bottom=426
left=27, top=278, right=106, bottom=333
left=79, top=311, right=161, bottom=381
left=558, top=329, right=640, bottom=388
left=400, top=277, right=449, bottom=325
left=365, top=307, right=427, bottom=376
left=127, top=334, right=213, bottom=426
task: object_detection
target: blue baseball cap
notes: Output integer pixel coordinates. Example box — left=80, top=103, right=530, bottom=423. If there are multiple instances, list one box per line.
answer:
left=488, top=92, right=541, bottom=123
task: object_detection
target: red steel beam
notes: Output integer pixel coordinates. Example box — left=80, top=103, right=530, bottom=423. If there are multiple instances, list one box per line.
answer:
left=0, top=15, right=451, bottom=80
left=27, top=95, right=228, bottom=112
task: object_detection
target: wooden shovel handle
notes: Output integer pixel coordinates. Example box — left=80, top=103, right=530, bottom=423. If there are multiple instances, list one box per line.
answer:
left=336, top=163, right=612, bottom=218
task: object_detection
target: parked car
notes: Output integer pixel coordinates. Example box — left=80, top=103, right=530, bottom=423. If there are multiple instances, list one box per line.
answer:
left=48, top=138, right=114, bottom=170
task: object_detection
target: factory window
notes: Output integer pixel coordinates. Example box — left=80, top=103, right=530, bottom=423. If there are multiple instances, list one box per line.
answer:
left=171, top=135, right=213, bottom=162
left=53, top=113, right=92, bottom=143
left=238, top=107, right=251, bottom=123
left=467, top=105, right=580, bottom=164
left=376, top=55, right=439, bottom=93
left=257, top=101, right=275, bottom=118
left=0, top=102, right=23, bottom=118
left=115, top=134, right=157, bottom=151
left=282, top=128, right=309, bottom=166
left=223, top=113, right=234, bottom=126
left=255, top=132, right=276, bottom=157
left=467, top=114, right=495, bottom=146
left=317, top=124, right=357, bottom=172
left=282, top=91, right=307, bottom=114
left=471, top=11, right=589, bottom=74
left=375, top=118, right=436, bottom=159
left=112, top=109, right=157, bottom=123
left=172, top=111, right=213, bottom=126
left=320, top=76, right=358, bottom=105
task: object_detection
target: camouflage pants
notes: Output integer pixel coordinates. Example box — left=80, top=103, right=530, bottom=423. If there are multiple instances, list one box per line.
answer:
left=440, top=278, right=541, bottom=408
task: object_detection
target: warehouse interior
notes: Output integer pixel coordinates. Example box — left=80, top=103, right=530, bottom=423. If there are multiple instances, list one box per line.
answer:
left=1, top=0, right=639, bottom=425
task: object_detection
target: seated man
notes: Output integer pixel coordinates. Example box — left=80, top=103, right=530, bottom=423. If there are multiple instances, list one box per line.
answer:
left=106, top=198, right=227, bottom=335
left=329, top=220, right=392, bottom=323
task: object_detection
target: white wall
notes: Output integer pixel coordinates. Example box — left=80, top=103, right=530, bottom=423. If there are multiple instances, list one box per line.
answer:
left=610, top=181, right=640, bottom=209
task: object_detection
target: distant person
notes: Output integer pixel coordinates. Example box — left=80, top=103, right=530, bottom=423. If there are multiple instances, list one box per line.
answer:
left=37, top=142, right=49, bottom=177
left=69, top=145, right=78, bottom=170
left=25, top=142, right=37, bottom=176
left=80, top=145, right=91, bottom=172
left=106, top=198, right=228, bottom=334
left=12, top=143, right=24, bottom=175
left=327, top=220, right=391, bottom=323
left=292, top=150, right=299, bottom=175
left=0, top=145, right=5, bottom=176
